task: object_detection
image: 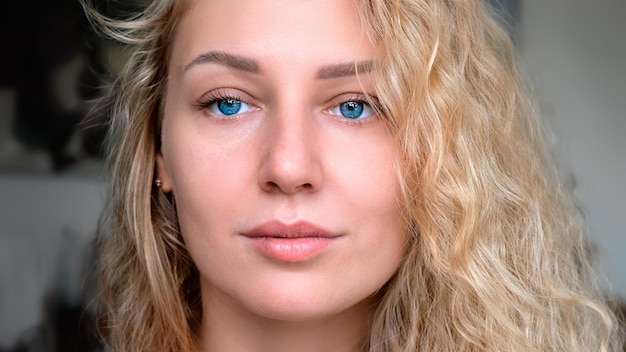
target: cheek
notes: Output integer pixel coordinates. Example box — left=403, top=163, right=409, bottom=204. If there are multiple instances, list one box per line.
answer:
left=172, top=155, right=252, bottom=218
left=332, top=135, right=400, bottom=214
left=161, top=128, right=257, bottom=235
left=333, top=137, right=406, bottom=266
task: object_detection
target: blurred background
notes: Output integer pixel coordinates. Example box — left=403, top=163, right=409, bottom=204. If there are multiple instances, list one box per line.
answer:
left=0, top=0, right=624, bottom=350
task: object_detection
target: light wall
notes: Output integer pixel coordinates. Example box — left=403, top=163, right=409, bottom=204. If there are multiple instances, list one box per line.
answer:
left=0, top=175, right=105, bottom=348
left=519, top=0, right=626, bottom=300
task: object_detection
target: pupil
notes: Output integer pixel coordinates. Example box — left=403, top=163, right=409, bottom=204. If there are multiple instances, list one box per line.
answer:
left=218, top=99, right=241, bottom=115
left=340, top=101, right=363, bottom=119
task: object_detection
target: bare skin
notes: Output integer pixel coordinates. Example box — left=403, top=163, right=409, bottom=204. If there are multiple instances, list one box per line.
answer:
left=156, top=0, right=406, bottom=351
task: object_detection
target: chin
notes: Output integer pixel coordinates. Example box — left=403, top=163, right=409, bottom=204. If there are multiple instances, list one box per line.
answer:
left=240, top=284, right=377, bottom=324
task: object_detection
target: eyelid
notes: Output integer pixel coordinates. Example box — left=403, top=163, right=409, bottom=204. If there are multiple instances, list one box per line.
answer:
left=195, top=88, right=253, bottom=109
left=329, top=93, right=379, bottom=109
left=325, top=93, right=380, bottom=121
left=194, top=89, right=263, bottom=122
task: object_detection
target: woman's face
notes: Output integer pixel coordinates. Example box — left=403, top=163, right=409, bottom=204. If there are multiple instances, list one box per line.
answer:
left=157, top=0, right=406, bottom=322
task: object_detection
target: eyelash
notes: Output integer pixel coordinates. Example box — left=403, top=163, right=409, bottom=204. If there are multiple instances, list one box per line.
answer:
left=194, top=90, right=380, bottom=124
left=194, top=91, right=251, bottom=111
left=327, top=94, right=380, bottom=124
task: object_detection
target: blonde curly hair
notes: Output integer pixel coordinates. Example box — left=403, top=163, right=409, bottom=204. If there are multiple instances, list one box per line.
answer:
left=85, top=0, right=624, bottom=350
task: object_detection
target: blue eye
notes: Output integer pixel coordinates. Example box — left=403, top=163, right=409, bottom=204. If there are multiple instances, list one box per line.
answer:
left=329, top=100, right=374, bottom=119
left=207, top=98, right=254, bottom=116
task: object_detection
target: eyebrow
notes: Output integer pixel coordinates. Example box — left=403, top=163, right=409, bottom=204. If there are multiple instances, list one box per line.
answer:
left=315, top=61, right=373, bottom=79
left=182, top=50, right=373, bottom=79
left=182, top=51, right=260, bottom=75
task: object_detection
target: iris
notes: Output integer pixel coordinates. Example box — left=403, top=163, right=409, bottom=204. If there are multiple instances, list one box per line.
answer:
left=217, top=99, right=242, bottom=115
left=340, top=101, right=365, bottom=119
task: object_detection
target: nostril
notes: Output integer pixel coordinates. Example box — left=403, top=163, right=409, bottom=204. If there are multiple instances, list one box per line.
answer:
left=266, top=181, right=279, bottom=190
left=256, top=130, right=323, bottom=194
left=262, top=180, right=315, bottom=194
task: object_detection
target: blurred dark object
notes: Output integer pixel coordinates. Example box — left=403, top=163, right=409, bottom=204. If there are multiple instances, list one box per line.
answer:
left=0, top=0, right=111, bottom=172
left=1, top=294, right=102, bottom=352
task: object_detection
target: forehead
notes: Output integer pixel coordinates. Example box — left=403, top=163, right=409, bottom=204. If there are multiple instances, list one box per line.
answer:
left=170, top=0, right=374, bottom=70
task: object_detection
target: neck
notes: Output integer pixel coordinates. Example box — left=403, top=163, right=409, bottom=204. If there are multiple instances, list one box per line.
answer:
left=198, top=290, right=374, bottom=352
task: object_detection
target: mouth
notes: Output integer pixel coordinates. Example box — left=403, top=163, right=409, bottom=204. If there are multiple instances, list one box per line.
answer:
left=243, top=220, right=340, bottom=262
left=244, top=220, right=339, bottom=239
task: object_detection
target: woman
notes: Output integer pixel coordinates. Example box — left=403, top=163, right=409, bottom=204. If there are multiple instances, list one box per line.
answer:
left=86, top=0, right=624, bottom=351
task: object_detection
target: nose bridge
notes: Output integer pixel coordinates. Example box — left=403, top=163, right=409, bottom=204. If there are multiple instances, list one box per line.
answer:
left=258, top=102, right=322, bottom=194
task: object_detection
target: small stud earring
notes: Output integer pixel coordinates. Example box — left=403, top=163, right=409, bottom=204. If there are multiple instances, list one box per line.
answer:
left=155, top=178, right=163, bottom=188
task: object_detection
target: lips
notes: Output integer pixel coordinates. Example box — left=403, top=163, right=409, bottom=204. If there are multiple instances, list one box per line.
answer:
left=243, top=220, right=339, bottom=262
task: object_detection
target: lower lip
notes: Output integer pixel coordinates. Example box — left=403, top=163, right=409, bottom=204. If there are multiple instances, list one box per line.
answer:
left=248, top=237, right=333, bottom=262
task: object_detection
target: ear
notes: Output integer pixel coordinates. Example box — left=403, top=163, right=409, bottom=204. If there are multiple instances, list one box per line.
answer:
left=155, top=150, right=174, bottom=193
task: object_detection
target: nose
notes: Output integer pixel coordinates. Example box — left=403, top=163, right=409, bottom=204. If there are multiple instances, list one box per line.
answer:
left=257, top=108, right=323, bottom=195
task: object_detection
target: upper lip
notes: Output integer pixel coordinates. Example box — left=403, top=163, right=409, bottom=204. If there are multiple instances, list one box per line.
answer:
left=243, top=220, right=339, bottom=239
